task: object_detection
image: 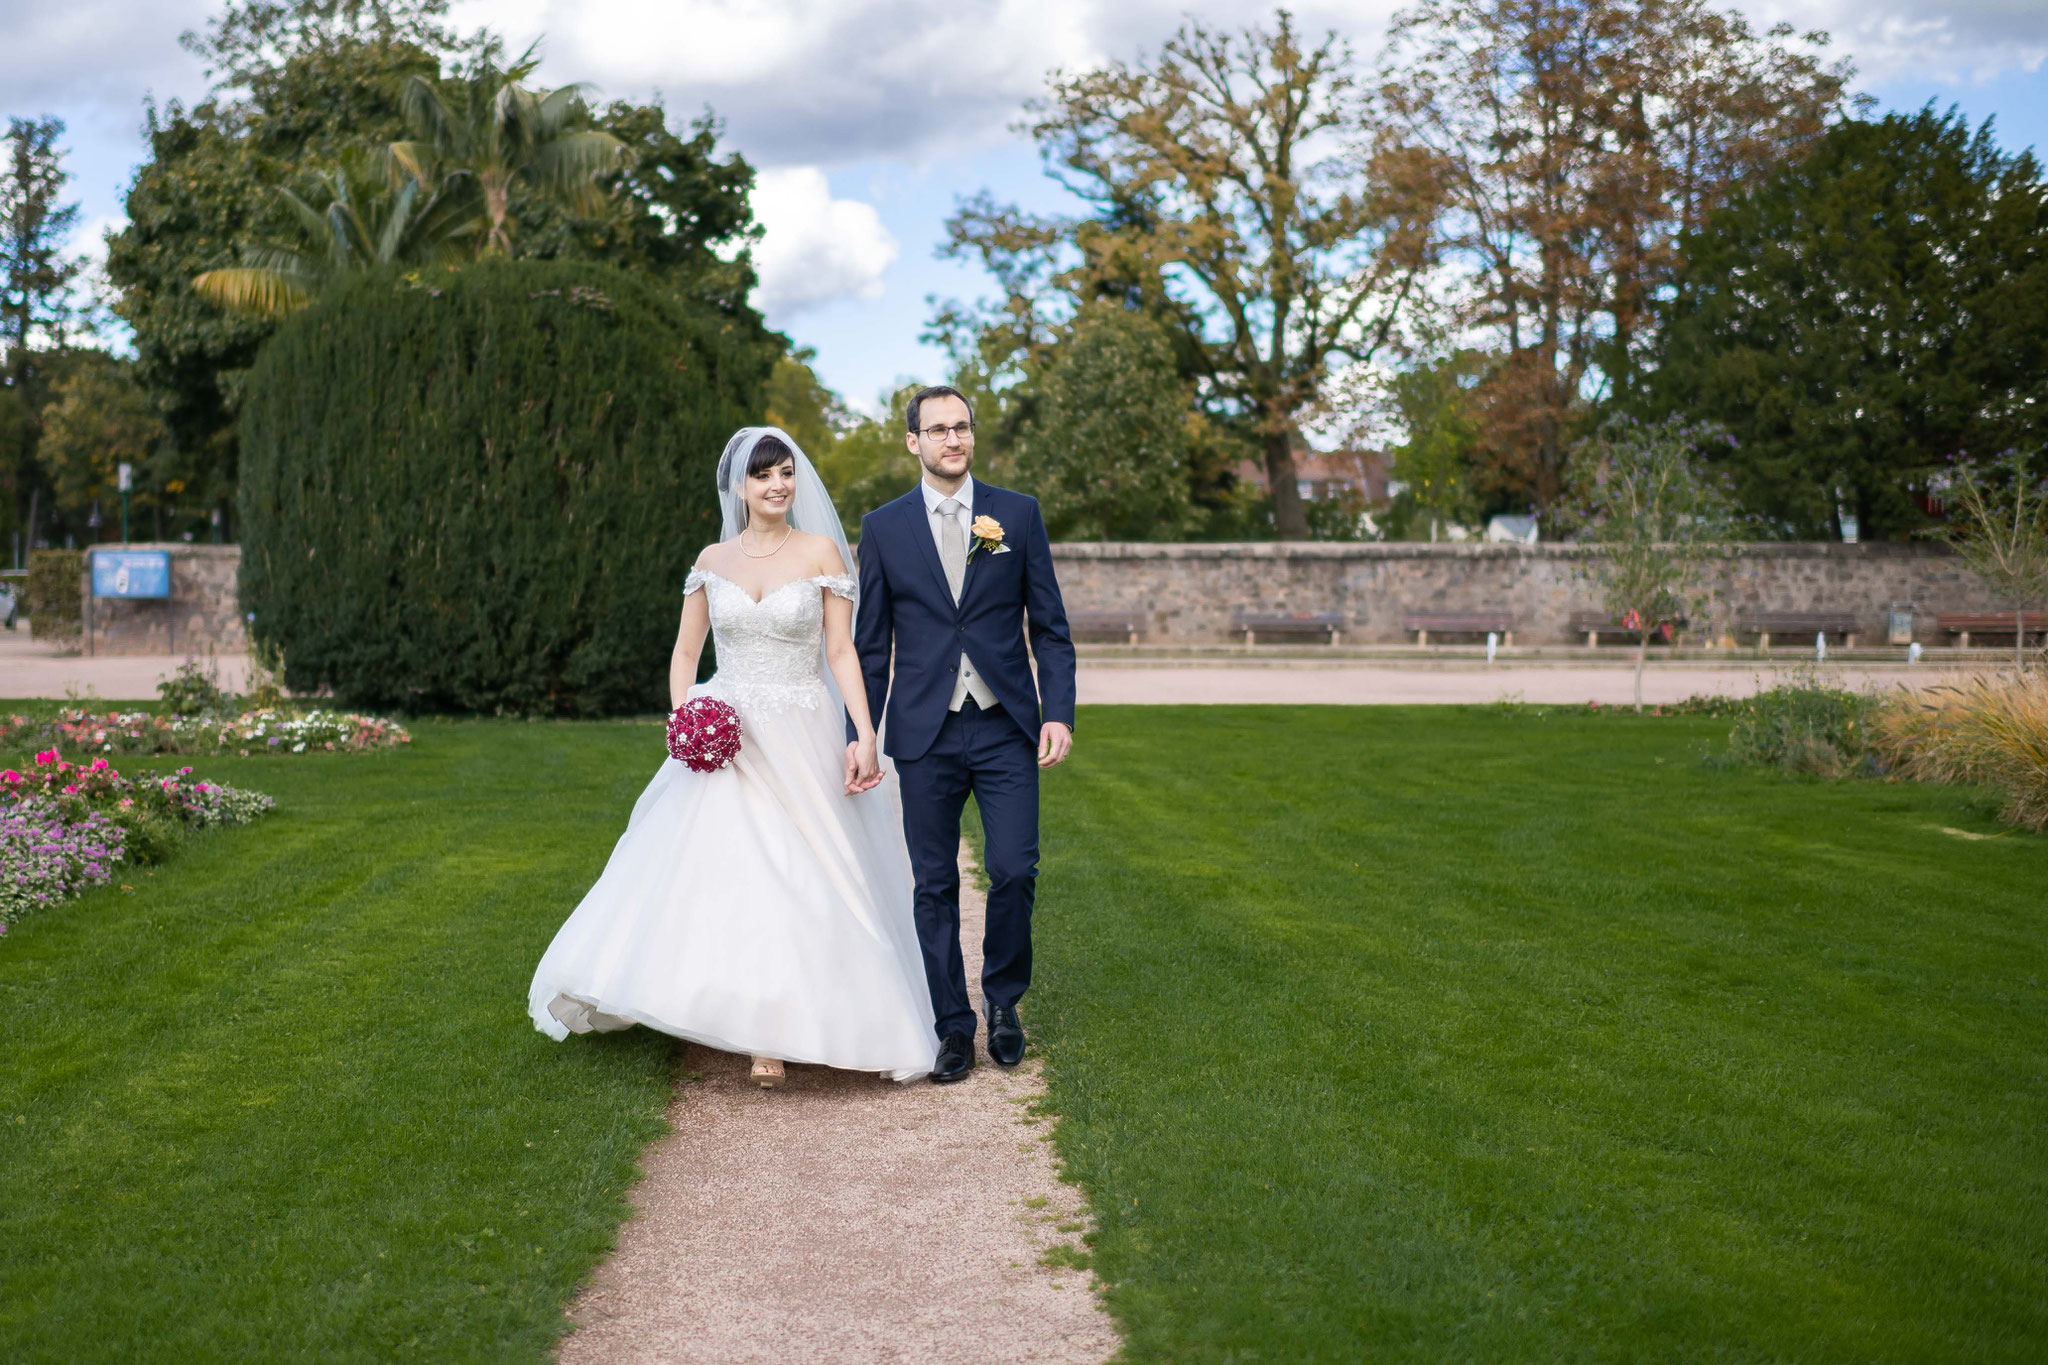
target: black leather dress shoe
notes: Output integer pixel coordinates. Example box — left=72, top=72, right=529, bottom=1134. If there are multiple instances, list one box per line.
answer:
left=987, top=1004, right=1026, bottom=1068
left=931, top=1031, right=975, bottom=1084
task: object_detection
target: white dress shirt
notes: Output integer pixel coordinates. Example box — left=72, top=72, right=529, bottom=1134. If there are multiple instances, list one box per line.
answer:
left=921, top=475, right=999, bottom=713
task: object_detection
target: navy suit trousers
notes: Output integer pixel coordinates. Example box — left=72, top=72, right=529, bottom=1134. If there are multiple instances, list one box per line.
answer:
left=895, top=698, right=1038, bottom=1042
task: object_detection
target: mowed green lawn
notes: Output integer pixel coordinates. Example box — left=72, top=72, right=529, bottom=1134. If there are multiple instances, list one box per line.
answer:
left=0, top=717, right=676, bottom=1362
left=2, top=707, right=2042, bottom=1361
left=1026, top=707, right=2048, bottom=1362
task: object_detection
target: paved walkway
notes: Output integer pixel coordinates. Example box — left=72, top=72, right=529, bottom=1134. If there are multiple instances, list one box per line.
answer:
left=557, top=842, right=1117, bottom=1365
left=1076, top=659, right=1949, bottom=706
left=0, top=628, right=253, bottom=701
left=0, top=628, right=1958, bottom=708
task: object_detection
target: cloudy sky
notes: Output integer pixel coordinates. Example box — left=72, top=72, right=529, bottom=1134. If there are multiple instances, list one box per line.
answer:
left=5, top=0, right=2045, bottom=409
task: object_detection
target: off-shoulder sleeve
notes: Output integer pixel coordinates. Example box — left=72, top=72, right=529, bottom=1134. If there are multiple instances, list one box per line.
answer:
left=817, top=573, right=858, bottom=602
left=684, top=567, right=710, bottom=597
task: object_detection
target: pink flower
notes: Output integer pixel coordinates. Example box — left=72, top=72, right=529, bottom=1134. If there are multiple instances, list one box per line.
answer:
left=34, top=750, right=57, bottom=766
left=62, top=784, right=78, bottom=795
left=89, top=758, right=109, bottom=772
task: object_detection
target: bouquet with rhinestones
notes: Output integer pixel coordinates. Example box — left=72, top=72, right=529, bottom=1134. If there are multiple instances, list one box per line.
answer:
left=667, top=697, right=742, bottom=772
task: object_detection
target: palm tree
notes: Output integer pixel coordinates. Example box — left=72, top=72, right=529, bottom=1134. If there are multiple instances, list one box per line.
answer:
left=390, top=42, right=630, bottom=256
left=192, top=151, right=481, bottom=316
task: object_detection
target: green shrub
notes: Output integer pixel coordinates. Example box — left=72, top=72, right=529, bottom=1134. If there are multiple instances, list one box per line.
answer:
left=25, top=550, right=82, bottom=642
left=238, top=259, right=774, bottom=714
left=1721, top=673, right=1876, bottom=777
left=157, top=659, right=233, bottom=717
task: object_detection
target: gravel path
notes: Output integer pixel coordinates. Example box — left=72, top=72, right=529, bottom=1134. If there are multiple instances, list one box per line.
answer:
left=556, top=841, right=1117, bottom=1365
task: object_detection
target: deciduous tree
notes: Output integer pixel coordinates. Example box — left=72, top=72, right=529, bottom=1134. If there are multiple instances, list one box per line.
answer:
left=1380, top=0, right=1853, bottom=506
left=1561, top=413, right=1739, bottom=709
left=951, top=11, right=1438, bottom=539
left=1934, top=451, right=2048, bottom=671
left=35, top=353, right=168, bottom=532
left=1015, top=303, right=1200, bottom=540
left=1384, top=348, right=1487, bottom=540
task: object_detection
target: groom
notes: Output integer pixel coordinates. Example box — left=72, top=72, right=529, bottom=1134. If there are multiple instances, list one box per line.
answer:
left=848, top=386, right=1077, bottom=1084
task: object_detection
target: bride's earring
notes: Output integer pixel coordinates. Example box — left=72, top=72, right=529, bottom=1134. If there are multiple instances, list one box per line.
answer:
left=750, top=1055, right=784, bottom=1089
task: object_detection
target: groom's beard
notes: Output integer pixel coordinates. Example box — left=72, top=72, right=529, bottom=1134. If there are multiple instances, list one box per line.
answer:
left=919, top=448, right=972, bottom=481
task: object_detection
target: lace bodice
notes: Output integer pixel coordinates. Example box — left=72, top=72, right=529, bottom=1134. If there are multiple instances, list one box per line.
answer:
left=685, top=569, right=856, bottom=712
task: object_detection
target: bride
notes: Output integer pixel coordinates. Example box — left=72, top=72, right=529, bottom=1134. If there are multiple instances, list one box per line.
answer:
left=527, top=428, right=937, bottom=1085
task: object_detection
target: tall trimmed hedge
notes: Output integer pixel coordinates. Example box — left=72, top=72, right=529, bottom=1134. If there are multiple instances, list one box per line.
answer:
left=239, top=260, right=774, bottom=714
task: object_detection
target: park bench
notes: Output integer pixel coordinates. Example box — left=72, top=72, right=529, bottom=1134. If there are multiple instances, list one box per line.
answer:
left=1234, top=611, right=1345, bottom=646
left=1734, top=610, right=1860, bottom=650
left=1067, top=610, right=1145, bottom=645
left=1402, top=612, right=1515, bottom=646
left=1936, top=612, right=2048, bottom=649
left=1569, top=612, right=1687, bottom=646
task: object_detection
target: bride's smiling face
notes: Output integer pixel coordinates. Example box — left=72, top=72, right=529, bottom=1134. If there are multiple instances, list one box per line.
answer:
left=745, top=455, right=797, bottom=525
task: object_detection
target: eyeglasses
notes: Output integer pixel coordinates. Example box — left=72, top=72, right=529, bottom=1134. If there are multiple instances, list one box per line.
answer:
left=918, top=422, right=976, bottom=444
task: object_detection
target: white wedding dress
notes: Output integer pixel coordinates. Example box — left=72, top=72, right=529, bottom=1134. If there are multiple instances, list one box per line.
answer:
left=528, top=568, right=937, bottom=1081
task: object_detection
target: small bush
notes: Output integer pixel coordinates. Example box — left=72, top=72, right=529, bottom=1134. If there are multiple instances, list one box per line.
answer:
left=1720, top=673, right=1876, bottom=778
left=157, top=660, right=234, bottom=717
left=1873, top=672, right=2048, bottom=832
left=25, top=549, right=82, bottom=643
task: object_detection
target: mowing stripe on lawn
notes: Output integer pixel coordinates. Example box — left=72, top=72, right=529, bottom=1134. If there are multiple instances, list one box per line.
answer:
left=1, top=720, right=678, bottom=1363
left=1026, top=705, right=2048, bottom=1363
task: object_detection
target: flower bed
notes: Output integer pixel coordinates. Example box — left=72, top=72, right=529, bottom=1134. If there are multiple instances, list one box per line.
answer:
left=0, top=707, right=410, bottom=757
left=0, top=803, right=125, bottom=928
left=0, top=752, right=274, bottom=933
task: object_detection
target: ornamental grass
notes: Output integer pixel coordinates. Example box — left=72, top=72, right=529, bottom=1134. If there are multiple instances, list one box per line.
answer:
left=1872, top=671, right=2048, bottom=832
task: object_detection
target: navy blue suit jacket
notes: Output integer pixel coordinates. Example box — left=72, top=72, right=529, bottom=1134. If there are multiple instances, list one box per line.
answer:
left=852, top=482, right=1078, bottom=762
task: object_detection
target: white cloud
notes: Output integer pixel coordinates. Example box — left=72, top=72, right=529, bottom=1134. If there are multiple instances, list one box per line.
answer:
left=8, top=0, right=2043, bottom=326
left=1752, top=0, right=2048, bottom=84
left=0, top=0, right=212, bottom=110
left=748, top=167, right=898, bottom=320
left=452, top=0, right=2043, bottom=177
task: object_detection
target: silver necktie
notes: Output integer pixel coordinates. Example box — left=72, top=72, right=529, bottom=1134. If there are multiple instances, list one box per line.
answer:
left=939, top=497, right=967, bottom=603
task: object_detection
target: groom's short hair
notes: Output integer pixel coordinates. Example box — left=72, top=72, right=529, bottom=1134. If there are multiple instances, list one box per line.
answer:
left=906, top=385, right=973, bottom=434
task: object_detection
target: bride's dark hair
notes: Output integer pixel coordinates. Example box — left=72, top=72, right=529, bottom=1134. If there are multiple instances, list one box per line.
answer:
left=747, top=433, right=796, bottom=477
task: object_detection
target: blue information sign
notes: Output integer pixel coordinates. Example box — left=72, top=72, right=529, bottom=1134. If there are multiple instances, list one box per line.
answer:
left=91, top=550, right=172, bottom=599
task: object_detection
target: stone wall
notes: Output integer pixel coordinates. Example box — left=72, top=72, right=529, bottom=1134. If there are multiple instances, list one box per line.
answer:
left=58, top=540, right=2010, bottom=655
left=1047, top=542, right=1998, bottom=644
left=80, top=545, right=248, bottom=657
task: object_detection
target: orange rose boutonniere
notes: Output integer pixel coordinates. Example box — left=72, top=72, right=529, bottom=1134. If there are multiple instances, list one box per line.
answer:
left=967, top=514, right=1007, bottom=561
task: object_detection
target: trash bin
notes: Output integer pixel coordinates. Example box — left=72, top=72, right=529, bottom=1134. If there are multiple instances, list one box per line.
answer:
left=1887, top=603, right=1915, bottom=645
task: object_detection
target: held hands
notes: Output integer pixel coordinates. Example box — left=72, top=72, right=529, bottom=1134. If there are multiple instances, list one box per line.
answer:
left=1038, top=721, right=1073, bottom=768
left=843, top=737, right=887, bottom=795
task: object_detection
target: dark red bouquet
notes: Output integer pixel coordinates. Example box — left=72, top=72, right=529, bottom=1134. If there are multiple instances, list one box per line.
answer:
left=667, top=697, right=742, bottom=773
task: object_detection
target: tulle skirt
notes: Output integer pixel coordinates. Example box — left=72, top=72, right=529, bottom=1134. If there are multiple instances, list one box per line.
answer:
left=528, top=686, right=937, bottom=1082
